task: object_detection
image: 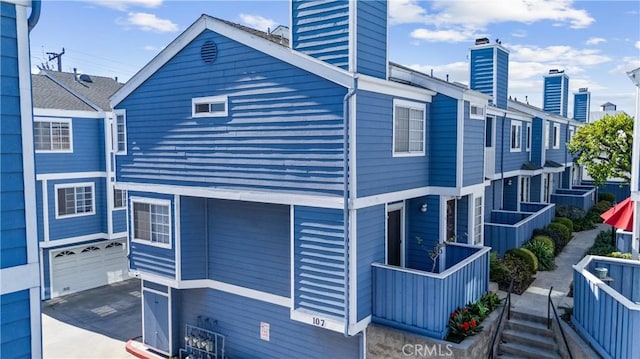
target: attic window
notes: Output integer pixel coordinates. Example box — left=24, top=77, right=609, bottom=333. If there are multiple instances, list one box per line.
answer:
left=201, top=40, right=218, bottom=64
left=192, top=95, right=228, bottom=118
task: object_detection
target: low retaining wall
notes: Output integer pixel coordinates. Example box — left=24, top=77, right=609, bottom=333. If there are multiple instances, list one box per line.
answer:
left=367, top=305, right=505, bottom=358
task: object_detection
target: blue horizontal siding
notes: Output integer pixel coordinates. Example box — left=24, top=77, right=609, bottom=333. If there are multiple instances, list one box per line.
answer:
left=292, top=0, right=350, bottom=70
left=407, top=196, right=441, bottom=272
left=35, top=117, right=105, bottom=173
left=545, top=121, right=567, bottom=164
left=500, top=118, right=529, bottom=173
left=463, top=106, right=485, bottom=187
left=116, top=30, right=347, bottom=196
left=0, top=289, right=31, bottom=359
left=356, top=91, right=430, bottom=196
left=470, top=47, right=494, bottom=100
left=178, top=287, right=359, bottom=358
left=429, top=94, right=457, bottom=187
left=503, top=176, right=518, bottom=211
left=0, top=1, right=27, bottom=270
left=47, top=177, right=107, bottom=240
left=179, top=196, right=206, bottom=281
left=544, top=76, right=563, bottom=115
left=112, top=209, right=127, bottom=233
left=371, top=248, right=489, bottom=339
left=208, top=199, right=290, bottom=297
left=293, top=206, right=346, bottom=319
left=496, top=48, right=508, bottom=109
left=531, top=118, right=544, bottom=167
left=356, top=0, right=387, bottom=78
left=356, top=204, right=385, bottom=321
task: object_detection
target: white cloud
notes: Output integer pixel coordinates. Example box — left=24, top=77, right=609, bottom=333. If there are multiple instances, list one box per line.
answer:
left=609, top=56, right=640, bottom=75
left=508, top=45, right=611, bottom=67
left=410, top=28, right=471, bottom=43
left=119, top=12, right=178, bottom=33
left=636, top=41, right=640, bottom=49
left=389, top=0, right=429, bottom=25
left=94, top=0, right=162, bottom=11
left=427, top=0, right=594, bottom=29
left=511, top=30, right=527, bottom=38
left=586, top=37, right=606, bottom=45
left=143, top=45, right=164, bottom=51
left=239, top=14, right=276, bottom=32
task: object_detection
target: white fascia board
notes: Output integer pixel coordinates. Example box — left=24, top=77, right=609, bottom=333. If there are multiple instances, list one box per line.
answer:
left=111, top=16, right=354, bottom=108
left=33, top=108, right=104, bottom=119
left=389, top=65, right=465, bottom=100
left=462, top=90, right=491, bottom=104
left=487, top=106, right=532, bottom=122
left=359, top=74, right=434, bottom=102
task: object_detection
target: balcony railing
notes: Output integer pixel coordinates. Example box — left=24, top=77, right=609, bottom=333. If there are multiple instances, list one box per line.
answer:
left=484, top=203, right=555, bottom=256
left=551, top=187, right=596, bottom=212
left=573, top=256, right=640, bottom=359
left=371, top=243, right=490, bottom=339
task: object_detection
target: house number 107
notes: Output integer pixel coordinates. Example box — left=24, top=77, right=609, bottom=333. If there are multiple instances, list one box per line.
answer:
left=312, top=317, right=326, bottom=327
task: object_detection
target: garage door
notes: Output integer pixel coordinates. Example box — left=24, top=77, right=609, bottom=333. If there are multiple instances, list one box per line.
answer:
left=51, top=239, right=129, bottom=298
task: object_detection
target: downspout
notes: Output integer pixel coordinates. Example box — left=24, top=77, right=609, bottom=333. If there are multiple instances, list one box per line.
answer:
left=343, top=76, right=357, bottom=337
left=564, top=121, right=570, bottom=188
left=500, top=113, right=506, bottom=209
left=28, top=0, right=41, bottom=32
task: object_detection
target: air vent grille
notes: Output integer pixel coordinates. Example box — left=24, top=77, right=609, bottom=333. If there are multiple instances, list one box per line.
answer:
left=201, top=40, right=218, bottom=64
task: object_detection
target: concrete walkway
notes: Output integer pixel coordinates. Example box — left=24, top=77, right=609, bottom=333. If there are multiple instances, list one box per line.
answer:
left=507, top=223, right=609, bottom=318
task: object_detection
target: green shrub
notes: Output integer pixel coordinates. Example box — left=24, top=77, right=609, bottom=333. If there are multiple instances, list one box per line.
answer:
left=532, top=235, right=555, bottom=254
left=490, top=251, right=511, bottom=283
left=548, top=222, right=571, bottom=244
left=501, top=255, right=534, bottom=294
left=591, top=200, right=612, bottom=215
left=524, top=239, right=556, bottom=271
left=607, top=252, right=632, bottom=259
left=587, top=230, right=616, bottom=256
left=556, top=205, right=586, bottom=221
left=585, top=210, right=604, bottom=224
left=506, top=247, right=538, bottom=273
left=554, top=217, right=574, bottom=233
left=479, top=291, right=502, bottom=312
left=598, top=192, right=615, bottom=203
left=573, top=216, right=596, bottom=231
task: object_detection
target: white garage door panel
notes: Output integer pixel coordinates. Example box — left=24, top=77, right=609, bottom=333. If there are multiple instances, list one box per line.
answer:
left=51, top=240, right=129, bottom=298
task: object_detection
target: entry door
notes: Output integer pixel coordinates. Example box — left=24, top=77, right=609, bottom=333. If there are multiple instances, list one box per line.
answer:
left=387, top=209, right=402, bottom=266
left=143, top=290, right=170, bottom=353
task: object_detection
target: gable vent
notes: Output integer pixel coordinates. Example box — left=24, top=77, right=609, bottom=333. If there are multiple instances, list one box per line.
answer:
left=200, top=40, right=218, bottom=64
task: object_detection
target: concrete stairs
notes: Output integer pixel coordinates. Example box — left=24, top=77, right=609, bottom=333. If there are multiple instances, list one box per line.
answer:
left=498, top=311, right=561, bottom=359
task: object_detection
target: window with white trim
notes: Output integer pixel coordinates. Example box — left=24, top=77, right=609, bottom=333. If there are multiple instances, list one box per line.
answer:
left=520, top=176, right=531, bottom=202
left=470, top=104, right=484, bottom=119
left=114, top=189, right=126, bottom=209
left=393, top=99, right=425, bottom=156
left=114, top=110, right=126, bottom=154
left=510, top=121, right=522, bottom=152
left=553, top=123, right=561, bottom=149
left=192, top=95, right=228, bottom=118
left=56, top=183, right=94, bottom=218
left=473, top=197, right=483, bottom=245
left=545, top=122, right=550, bottom=149
left=34, top=118, right=72, bottom=152
left=132, top=200, right=171, bottom=247
left=568, top=127, right=575, bottom=143
left=526, top=123, right=532, bottom=151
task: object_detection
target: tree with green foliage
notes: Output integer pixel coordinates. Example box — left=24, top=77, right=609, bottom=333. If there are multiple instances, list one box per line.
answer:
left=568, top=113, right=633, bottom=185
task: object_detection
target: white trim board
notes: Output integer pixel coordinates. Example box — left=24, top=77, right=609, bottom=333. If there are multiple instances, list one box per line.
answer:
left=36, top=171, right=107, bottom=180
left=33, top=108, right=104, bottom=119
left=0, top=263, right=40, bottom=295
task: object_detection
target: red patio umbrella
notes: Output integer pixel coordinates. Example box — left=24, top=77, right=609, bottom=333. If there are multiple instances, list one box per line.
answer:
left=600, top=197, right=634, bottom=232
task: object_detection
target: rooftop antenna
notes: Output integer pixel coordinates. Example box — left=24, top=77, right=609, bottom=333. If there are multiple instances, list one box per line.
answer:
left=46, top=48, right=65, bottom=72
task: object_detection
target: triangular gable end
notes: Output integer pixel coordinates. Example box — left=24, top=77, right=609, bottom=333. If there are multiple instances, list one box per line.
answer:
left=110, top=15, right=353, bottom=108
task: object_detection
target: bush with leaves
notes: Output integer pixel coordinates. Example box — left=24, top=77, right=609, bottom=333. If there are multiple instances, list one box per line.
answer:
left=554, top=217, right=574, bottom=233
left=556, top=205, right=586, bottom=221
left=490, top=251, right=511, bottom=283
left=598, top=192, right=615, bottom=203
left=479, top=291, right=502, bottom=312
left=587, top=230, right=616, bottom=256
left=573, top=216, right=596, bottom=232
left=500, top=255, right=534, bottom=294
left=591, top=200, right=612, bottom=215
left=524, top=239, right=556, bottom=271
left=607, top=251, right=632, bottom=259
left=532, top=235, right=555, bottom=254
left=506, top=247, right=538, bottom=273
left=548, top=222, right=571, bottom=244
left=447, top=307, right=482, bottom=343
left=534, top=227, right=566, bottom=255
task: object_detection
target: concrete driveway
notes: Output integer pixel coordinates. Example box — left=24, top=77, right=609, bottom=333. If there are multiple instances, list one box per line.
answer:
left=42, top=278, right=141, bottom=359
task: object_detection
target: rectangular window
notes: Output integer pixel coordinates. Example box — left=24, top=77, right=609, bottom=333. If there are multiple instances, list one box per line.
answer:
left=132, top=199, right=171, bottom=247
left=393, top=99, right=425, bottom=156
left=553, top=124, right=561, bottom=149
left=55, top=183, right=94, bottom=218
left=485, top=116, right=493, bottom=147
left=510, top=121, right=522, bottom=152
left=114, top=111, right=126, bottom=154
left=470, top=104, right=484, bottom=119
left=192, top=95, right=228, bottom=118
left=568, top=127, right=575, bottom=143
left=473, top=197, right=483, bottom=245
left=526, top=123, right=532, bottom=151
left=545, top=122, right=550, bottom=149
left=114, top=189, right=126, bottom=209
left=34, top=118, right=72, bottom=152
left=520, top=176, right=530, bottom=202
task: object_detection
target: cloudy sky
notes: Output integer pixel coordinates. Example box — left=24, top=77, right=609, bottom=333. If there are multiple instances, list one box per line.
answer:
left=29, top=0, right=640, bottom=115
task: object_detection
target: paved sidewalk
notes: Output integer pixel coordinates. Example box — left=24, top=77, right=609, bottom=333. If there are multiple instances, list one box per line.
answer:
left=507, top=223, right=609, bottom=318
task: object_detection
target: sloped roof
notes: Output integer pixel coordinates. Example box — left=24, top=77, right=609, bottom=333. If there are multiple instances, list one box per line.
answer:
left=41, top=70, right=123, bottom=111
left=212, top=16, right=289, bottom=47
left=522, top=161, right=543, bottom=171
left=32, top=74, right=95, bottom=111
left=544, top=160, right=563, bottom=168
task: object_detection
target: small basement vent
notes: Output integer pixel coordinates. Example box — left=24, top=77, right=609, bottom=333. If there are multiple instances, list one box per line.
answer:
left=201, top=40, right=218, bottom=64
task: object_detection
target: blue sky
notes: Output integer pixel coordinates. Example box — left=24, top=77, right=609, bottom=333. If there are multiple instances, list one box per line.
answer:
left=29, top=0, right=640, bottom=115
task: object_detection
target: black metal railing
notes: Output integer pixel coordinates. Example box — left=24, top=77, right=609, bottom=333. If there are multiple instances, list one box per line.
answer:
left=547, top=286, right=574, bottom=359
left=488, top=279, right=514, bottom=359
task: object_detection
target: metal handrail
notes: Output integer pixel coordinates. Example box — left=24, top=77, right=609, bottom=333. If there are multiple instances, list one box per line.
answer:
left=488, top=279, right=514, bottom=359
left=547, top=286, right=574, bottom=359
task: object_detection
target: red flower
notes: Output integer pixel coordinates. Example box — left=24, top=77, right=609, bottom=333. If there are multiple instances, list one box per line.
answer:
left=451, top=312, right=457, bottom=318
left=462, top=308, right=468, bottom=313
left=470, top=319, right=477, bottom=328
left=461, top=322, right=470, bottom=331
